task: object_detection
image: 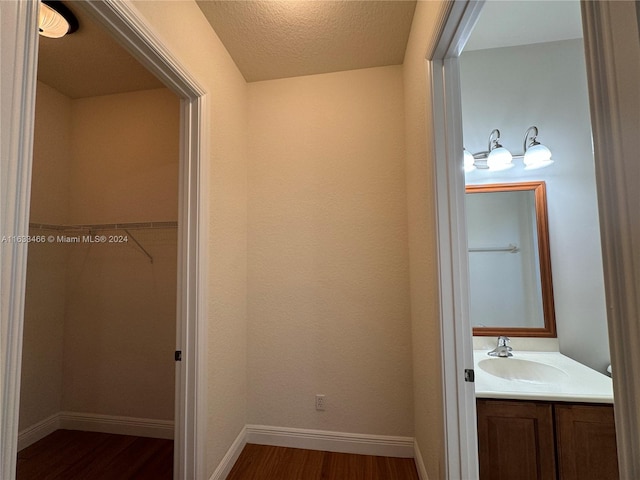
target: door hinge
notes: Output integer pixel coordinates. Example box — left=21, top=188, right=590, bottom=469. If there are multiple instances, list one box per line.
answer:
left=464, top=368, right=475, bottom=383
left=175, top=350, right=182, bottom=361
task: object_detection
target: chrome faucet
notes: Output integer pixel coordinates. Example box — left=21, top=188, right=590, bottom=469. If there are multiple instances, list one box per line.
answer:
left=487, top=335, right=513, bottom=357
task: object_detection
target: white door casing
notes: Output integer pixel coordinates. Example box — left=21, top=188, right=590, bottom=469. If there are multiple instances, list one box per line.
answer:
left=0, top=1, right=208, bottom=479
left=428, top=1, right=485, bottom=478
left=431, top=0, right=639, bottom=478
left=581, top=1, right=640, bottom=477
left=1, top=1, right=40, bottom=478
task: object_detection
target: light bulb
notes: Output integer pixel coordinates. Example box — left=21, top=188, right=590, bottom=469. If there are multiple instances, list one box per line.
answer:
left=464, top=149, right=475, bottom=172
left=486, top=146, right=513, bottom=171
left=524, top=143, right=553, bottom=170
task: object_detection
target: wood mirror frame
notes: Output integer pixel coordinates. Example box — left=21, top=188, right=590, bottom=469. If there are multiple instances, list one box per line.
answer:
left=467, top=181, right=557, bottom=337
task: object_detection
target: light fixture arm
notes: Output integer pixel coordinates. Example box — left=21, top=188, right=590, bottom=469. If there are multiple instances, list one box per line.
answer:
left=464, top=125, right=552, bottom=171
left=488, top=128, right=502, bottom=151
left=523, top=125, right=540, bottom=152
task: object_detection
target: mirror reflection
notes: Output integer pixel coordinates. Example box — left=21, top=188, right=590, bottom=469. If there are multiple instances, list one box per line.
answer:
left=466, top=181, right=556, bottom=337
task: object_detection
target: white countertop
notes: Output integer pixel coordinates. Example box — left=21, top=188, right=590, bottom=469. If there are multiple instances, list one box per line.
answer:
left=474, top=350, right=614, bottom=404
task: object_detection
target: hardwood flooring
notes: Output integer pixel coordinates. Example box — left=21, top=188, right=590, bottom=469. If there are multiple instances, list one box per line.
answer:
left=18, top=432, right=418, bottom=479
left=226, top=443, right=420, bottom=480
left=17, top=429, right=173, bottom=480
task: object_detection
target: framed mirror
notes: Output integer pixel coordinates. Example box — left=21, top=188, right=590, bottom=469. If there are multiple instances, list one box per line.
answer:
left=466, top=181, right=556, bottom=337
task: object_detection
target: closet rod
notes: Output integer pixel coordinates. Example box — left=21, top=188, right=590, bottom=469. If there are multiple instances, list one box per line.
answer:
left=29, top=221, right=178, bottom=232
left=468, top=244, right=520, bottom=253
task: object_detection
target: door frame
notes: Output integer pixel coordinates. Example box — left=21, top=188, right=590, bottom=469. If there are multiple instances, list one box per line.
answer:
left=428, top=2, right=484, bottom=478
left=0, top=1, right=208, bottom=479
left=431, top=0, right=639, bottom=477
left=1, top=2, right=41, bottom=477
left=581, top=1, right=640, bottom=476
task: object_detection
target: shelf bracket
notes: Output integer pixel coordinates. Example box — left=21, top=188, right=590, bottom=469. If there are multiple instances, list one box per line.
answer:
left=124, top=229, right=153, bottom=264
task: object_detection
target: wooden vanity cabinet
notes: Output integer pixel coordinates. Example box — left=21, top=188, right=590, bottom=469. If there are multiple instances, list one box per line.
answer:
left=554, top=404, right=619, bottom=480
left=477, top=399, right=618, bottom=480
left=477, top=400, right=556, bottom=480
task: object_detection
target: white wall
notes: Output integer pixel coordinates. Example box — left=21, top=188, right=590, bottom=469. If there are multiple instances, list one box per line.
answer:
left=460, top=39, right=610, bottom=372
left=247, top=65, right=413, bottom=437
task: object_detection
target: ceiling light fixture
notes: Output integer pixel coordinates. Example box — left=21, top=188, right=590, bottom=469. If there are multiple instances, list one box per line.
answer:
left=38, top=1, right=78, bottom=39
left=464, top=125, right=552, bottom=172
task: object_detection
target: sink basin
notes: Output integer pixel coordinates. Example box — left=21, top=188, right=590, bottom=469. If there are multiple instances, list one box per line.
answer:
left=478, top=358, right=568, bottom=383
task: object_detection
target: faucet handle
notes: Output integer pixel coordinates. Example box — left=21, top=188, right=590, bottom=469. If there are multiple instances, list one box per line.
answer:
left=497, top=335, right=510, bottom=347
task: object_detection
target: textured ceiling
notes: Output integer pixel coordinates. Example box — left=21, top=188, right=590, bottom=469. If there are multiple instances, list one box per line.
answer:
left=196, top=0, right=417, bottom=82
left=37, top=3, right=164, bottom=99
left=38, top=0, right=581, bottom=98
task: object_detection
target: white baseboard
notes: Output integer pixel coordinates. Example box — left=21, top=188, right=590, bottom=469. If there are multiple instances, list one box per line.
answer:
left=208, top=426, right=247, bottom=480
left=414, top=440, right=430, bottom=480
left=245, top=425, right=414, bottom=458
left=18, top=413, right=61, bottom=451
left=18, top=411, right=174, bottom=451
left=58, top=411, right=174, bottom=439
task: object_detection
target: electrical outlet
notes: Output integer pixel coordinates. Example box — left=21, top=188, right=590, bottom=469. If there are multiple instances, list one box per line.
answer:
left=315, top=394, right=325, bottom=411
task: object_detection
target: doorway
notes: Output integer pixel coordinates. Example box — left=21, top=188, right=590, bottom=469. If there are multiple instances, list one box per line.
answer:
left=2, top=1, right=206, bottom=479
left=18, top=24, right=181, bottom=474
left=430, top=0, right=637, bottom=478
left=459, top=1, right=609, bottom=369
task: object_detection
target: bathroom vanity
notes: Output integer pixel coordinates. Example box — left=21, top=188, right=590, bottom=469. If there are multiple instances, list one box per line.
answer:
left=467, top=181, right=616, bottom=478
left=474, top=350, right=617, bottom=480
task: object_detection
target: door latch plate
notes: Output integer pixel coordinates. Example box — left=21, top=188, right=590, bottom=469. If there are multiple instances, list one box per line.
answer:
left=464, top=368, right=475, bottom=383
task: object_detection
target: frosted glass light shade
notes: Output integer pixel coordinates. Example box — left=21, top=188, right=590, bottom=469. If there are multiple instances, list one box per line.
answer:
left=486, top=147, right=513, bottom=171
left=524, top=143, right=553, bottom=170
left=464, top=149, right=476, bottom=172
left=38, top=2, right=71, bottom=38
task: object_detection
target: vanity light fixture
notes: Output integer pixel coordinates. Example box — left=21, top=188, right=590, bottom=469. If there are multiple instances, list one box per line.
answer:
left=522, top=126, right=553, bottom=170
left=38, top=1, right=78, bottom=39
left=464, top=125, right=553, bottom=172
left=464, top=148, right=476, bottom=172
left=486, top=129, right=514, bottom=171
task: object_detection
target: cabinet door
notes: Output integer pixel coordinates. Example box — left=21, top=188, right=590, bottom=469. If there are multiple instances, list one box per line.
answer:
left=477, top=399, right=557, bottom=480
left=555, top=404, right=619, bottom=480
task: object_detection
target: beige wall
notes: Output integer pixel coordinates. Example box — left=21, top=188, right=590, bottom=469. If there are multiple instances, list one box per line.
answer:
left=23, top=3, right=252, bottom=470
left=21, top=85, right=180, bottom=428
left=29, top=82, right=71, bottom=225
left=130, top=1, right=249, bottom=475
left=247, top=66, right=413, bottom=436
left=126, top=2, right=449, bottom=475
left=403, top=1, right=451, bottom=479
left=19, top=82, right=71, bottom=431
left=61, top=228, right=178, bottom=419
left=68, top=89, right=179, bottom=224
left=22, top=2, right=452, bottom=476
left=61, top=88, right=179, bottom=419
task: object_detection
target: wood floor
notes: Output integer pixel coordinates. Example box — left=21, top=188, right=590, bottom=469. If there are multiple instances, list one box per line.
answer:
left=226, top=443, right=420, bottom=480
left=17, top=429, right=173, bottom=480
left=18, top=432, right=418, bottom=480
